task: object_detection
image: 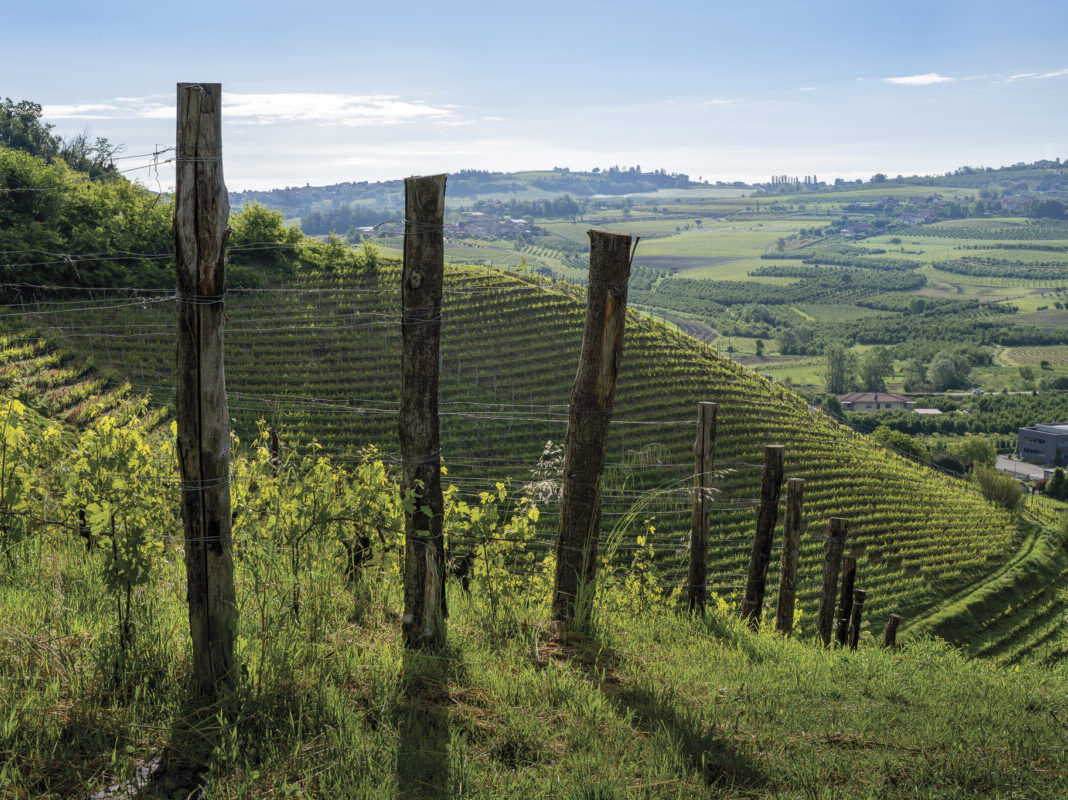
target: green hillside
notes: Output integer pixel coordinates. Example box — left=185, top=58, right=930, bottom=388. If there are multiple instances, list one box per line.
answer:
left=8, top=263, right=1019, bottom=634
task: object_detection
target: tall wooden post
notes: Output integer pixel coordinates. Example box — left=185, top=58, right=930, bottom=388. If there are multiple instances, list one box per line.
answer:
left=551, top=230, right=632, bottom=628
left=835, top=556, right=857, bottom=646
left=883, top=613, right=902, bottom=649
left=774, top=477, right=804, bottom=634
left=741, top=445, right=785, bottom=626
left=174, top=82, right=236, bottom=695
left=847, top=589, right=866, bottom=651
left=816, top=517, right=848, bottom=646
left=399, top=174, right=447, bottom=649
left=687, top=402, right=717, bottom=613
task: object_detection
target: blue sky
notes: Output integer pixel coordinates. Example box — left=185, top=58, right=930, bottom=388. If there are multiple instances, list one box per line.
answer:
left=5, top=0, right=1067, bottom=190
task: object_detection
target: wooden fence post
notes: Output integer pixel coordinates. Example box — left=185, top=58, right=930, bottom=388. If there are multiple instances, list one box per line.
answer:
left=835, top=556, right=857, bottom=646
left=883, top=613, right=902, bottom=649
left=174, top=82, right=236, bottom=695
left=687, top=401, right=717, bottom=613
left=399, top=174, right=447, bottom=649
left=816, top=517, right=848, bottom=646
left=847, top=589, right=866, bottom=651
left=774, top=477, right=804, bottom=634
left=551, top=230, right=633, bottom=628
left=741, top=445, right=785, bottom=626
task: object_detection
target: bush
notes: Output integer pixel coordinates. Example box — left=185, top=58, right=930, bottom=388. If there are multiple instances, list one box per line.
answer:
left=930, top=451, right=965, bottom=477
left=974, top=464, right=1022, bottom=511
left=871, top=424, right=929, bottom=462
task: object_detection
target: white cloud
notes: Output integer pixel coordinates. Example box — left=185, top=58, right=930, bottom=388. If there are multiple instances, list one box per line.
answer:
left=884, top=73, right=954, bottom=86
left=223, top=93, right=455, bottom=125
left=44, top=93, right=457, bottom=126
left=1004, top=67, right=1066, bottom=82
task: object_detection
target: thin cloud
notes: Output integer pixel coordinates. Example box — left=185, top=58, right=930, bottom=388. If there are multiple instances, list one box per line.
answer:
left=44, top=93, right=457, bottom=126
left=884, top=73, right=954, bottom=86
left=1006, top=67, right=1067, bottom=81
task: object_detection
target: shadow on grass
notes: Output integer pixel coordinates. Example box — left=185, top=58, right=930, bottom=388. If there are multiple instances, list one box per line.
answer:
left=611, top=681, right=765, bottom=791
left=395, top=645, right=462, bottom=800
left=551, top=628, right=766, bottom=793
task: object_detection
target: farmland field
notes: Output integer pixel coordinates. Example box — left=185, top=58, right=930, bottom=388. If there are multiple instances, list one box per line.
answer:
left=1000, top=345, right=1068, bottom=366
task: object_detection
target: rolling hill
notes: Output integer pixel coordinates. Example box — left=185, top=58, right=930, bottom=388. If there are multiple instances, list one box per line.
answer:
left=4, top=262, right=1021, bottom=635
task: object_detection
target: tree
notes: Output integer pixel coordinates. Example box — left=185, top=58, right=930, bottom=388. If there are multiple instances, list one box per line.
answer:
left=954, top=435, right=996, bottom=468
left=926, top=351, right=971, bottom=392
left=0, top=98, right=59, bottom=160
left=1047, top=468, right=1068, bottom=501
left=755, top=339, right=765, bottom=357
left=821, top=394, right=845, bottom=421
left=358, top=240, right=381, bottom=277
left=824, top=343, right=855, bottom=394
left=57, top=131, right=121, bottom=180
left=1, top=99, right=119, bottom=178
left=1029, top=198, right=1066, bottom=220
left=860, top=347, right=893, bottom=392
left=779, top=328, right=799, bottom=355
left=229, top=202, right=305, bottom=285
left=908, top=297, right=926, bottom=315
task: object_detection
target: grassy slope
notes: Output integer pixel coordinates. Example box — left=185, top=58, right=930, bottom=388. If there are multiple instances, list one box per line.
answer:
left=6, top=534, right=1068, bottom=799
left=8, top=264, right=1019, bottom=635
left=908, top=522, right=1068, bottom=665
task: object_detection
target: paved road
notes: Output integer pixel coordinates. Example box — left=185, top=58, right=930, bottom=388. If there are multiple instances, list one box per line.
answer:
left=996, top=455, right=1045, bottom=481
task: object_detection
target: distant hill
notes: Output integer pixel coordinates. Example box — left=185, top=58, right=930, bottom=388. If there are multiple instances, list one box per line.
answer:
left=229, top=166, right=706, bottom=219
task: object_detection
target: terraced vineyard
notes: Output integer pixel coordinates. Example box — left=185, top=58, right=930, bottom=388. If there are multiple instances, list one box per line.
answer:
left=908, top=523, right=1068, bottom=665
left=3, top=264, right=1020, bottom=634
left=0, top=331, right=161, bottom=430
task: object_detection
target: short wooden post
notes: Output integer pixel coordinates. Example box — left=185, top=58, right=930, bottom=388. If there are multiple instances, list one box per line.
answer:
left=687, top=401, right=717, bottom=613
left=835, top=556, right=857, bottom=646
left=774, top=477, right=804, bottom=634
left=399, top=174, right=447, bottom=649
left=174, top=82, right=237, bottom=695
left=883, top=613, right=902, bottom=649
left=847, top=589, right=866, bottom=651
left=816, top=517, right=848, bottom=646
left=551, top=230, right=633, bottom=628
left=741, top=445, right=785, bottom=626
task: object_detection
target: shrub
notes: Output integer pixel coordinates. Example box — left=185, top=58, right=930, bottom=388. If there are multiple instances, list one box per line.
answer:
left=974, top=464, right=1022, bottom=511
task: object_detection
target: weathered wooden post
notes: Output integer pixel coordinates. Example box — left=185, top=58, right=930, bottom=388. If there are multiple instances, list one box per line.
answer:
left=551, top=230, right=633, bottom=628
left=174, top=82, right=236, bottom=695
left=774, top=477, right=804, bottom=634
left=883, top=612, right=902, bottom=649
left=399, top=174, right=447, bottom=648
left=835, top=556, right=857, bottom=646
left=816, top=517, right=848, bottom=646
left=741, top=445, right=785, bottom=626
left=687, top=401, right=717, bottom=613
left=847, top=589, right=866, bottom=651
